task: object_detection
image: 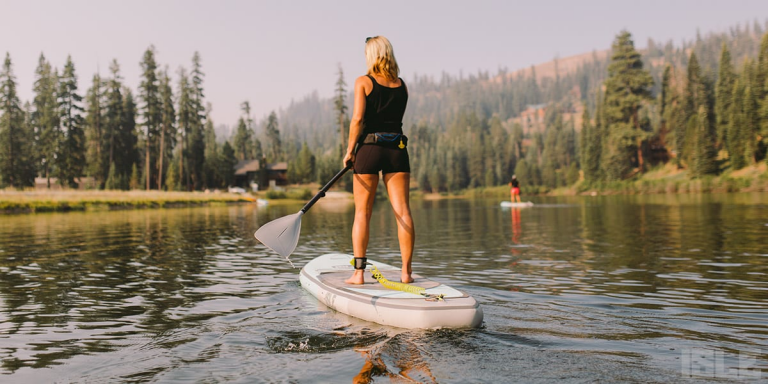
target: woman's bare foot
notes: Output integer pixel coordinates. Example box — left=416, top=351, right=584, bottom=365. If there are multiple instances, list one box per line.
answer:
left=401, top=272, right=414, bottom=284
left=345, top=270, right=365, bottom=285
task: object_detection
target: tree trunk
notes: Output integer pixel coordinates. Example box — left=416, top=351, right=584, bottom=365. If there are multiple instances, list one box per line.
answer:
left=95, top=112, right=102, bottom=185
left=8, top=108, right=14, bottom=187
left=158, top=123, right=165, bottom=189
left=634, top=109, right=644, bottom=173
left=145, top=128, right=150, bottom=190
left=179, top=130, right=184, bottom=191
left=109, top=131, right=114, bottom=175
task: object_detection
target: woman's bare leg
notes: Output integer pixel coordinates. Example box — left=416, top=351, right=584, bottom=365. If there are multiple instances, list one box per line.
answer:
left=346, top=173, right=379, bottom=284
left=383, top=172, right=414, bottom=283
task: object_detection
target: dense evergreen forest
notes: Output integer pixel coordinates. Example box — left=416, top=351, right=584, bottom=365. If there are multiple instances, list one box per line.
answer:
left=1, top=20, right=767, bottom=192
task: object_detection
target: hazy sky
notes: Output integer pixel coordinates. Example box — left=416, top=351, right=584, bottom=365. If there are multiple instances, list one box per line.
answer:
left=3, top=0, right=767, bottom=130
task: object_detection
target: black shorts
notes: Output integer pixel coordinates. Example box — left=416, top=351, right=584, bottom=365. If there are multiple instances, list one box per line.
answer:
left=353, top=144, right=410, bottom=174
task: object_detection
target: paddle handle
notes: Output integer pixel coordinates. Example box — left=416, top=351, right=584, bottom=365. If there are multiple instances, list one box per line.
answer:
left=300, top=165, right=352, bottom=213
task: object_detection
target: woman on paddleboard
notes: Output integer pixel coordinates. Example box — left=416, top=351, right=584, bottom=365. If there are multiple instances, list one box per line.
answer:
left=509, top=175, right=521, bottom=203
left=342, top=36, right=414, bottom=285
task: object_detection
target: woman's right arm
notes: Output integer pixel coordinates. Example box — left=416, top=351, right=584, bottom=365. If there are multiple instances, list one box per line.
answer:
left=343, top=76, right=369, bottom=167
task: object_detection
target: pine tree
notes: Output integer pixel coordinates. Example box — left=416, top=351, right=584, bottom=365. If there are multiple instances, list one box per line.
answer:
left=728, top=77, right=747, bottom=170
left=692, top=106, right=718, bottom=176
left=104, top=59, right=125, bottom=187
left=84, top=74, right=105, bottom=185
left=239, top=101, right=254, bottom=159
left=56, top=56, right=86, bottom=188
left=190, top=52, right=206, bottom=126
left=580, top=108, right=600, bottom=183
left=510, top=122, right=523, bottom=160
left=32, top=53, right=60, bottom=188
left=527, top=66, right=541, bottom=104
left=661, top=66, right=687, bottom=168
left=202, top=104, right=218, bottom=189
left=743, top=82, right=760, bottom=164
left=683, top=53, right=714, bottom=168
left=334, top=64, right=348, bottom=156
left=157, top=67, right=175, bottom=189
left=579, top=108, right=589, bottom=173
left=514, top=159, right=531, bottom=188
left=289, top=142, right=316, bottom=184
left=265, top=111, right=281, bottom=161
left=119, top=87, right=139, bottom=189
left=139, top=46, right=161, bottom=190
left=252, top=137, right=263, bottom=161
left=188, top=108, right=205, bottom=190
left=565, top=162, right=579, bottom=185
left=104, top=162, right=118, bottom=190
left=602, top=30, right=654, bottom=178
left=659, top=65, right=671, bottom=137
left=0, top=53, right=35, bottom=188
left=760, top=33, right=768, bottom=155
left=427, top=151, right=444, bottom=193
left=593, top=91, right=606, bottom=180
left=219, top=141, right=237, bottom=188
left=129, top=163, right=140, bottom=190
left=176, top=68, right=193, bottom=190
left=488, top=116, right=508, bottom=185
left=233, top=116, right=251, bottom=161
left=165, top=159, right=179, bottom=191
left=189, top=52, right=206, bottom=190
left=756, top=32, right=768, bottom=102
left=468, top=130, right=485, bottom=187
left=715, top=43, right=735, bottom=150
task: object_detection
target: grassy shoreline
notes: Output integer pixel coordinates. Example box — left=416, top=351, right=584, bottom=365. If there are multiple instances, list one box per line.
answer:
left=552, top=163, right=768, bottom=196
left=0, top=190, right=257, bottom=214
left=4, top=164, right=766, bottom=214
left=418, top=163, right=768, bottom=200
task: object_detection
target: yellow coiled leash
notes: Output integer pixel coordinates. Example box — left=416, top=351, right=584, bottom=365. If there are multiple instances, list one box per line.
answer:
left=349, top=259, right=444, bottom=301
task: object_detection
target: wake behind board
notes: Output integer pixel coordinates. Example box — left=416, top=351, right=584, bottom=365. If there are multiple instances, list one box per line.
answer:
left=500, top=201, right=534, bottom=208
left=300, top=254, right=483, bottom=329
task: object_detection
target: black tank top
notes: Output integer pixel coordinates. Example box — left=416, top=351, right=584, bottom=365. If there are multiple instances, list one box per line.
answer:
left=362, top=75, right=408, bottom=136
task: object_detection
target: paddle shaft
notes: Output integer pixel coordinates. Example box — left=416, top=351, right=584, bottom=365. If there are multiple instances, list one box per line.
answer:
left=300, top=165, right=351, bottom=213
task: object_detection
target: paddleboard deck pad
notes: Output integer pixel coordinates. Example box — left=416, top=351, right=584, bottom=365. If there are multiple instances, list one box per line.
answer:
left=300, top=254, right=483, bottom=329
left=500, top=201, right=534, bottom=208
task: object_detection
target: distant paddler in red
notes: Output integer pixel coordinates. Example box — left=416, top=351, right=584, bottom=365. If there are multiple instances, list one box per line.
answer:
left=509, top=175, right=521, bottom=203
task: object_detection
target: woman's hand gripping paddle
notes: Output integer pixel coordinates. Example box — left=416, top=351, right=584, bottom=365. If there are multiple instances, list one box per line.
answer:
left=254, top=165, right=351, bottom=264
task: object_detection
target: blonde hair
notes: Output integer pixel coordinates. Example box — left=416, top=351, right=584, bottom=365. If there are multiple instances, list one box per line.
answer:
left=365, top=36, right=399, bottom=82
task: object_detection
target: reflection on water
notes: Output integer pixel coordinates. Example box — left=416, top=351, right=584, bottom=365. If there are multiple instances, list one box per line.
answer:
left=0, top=193, right=767, bottom=382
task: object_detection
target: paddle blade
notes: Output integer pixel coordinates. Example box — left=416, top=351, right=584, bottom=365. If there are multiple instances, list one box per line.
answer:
left=254, top=212, right=304, bottom=257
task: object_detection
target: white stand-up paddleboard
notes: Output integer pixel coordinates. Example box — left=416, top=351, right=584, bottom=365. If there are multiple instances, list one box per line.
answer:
left=300, top=253, right=483, bottom=329
left=500, top=201, right=534, bottom=208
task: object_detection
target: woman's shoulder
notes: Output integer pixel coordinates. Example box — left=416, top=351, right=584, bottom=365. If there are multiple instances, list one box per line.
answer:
left=354, top=75, right=374, bottom=96
left=355, top=75, right=373, bottom=89
left=356, top=75, right=373, bottom=84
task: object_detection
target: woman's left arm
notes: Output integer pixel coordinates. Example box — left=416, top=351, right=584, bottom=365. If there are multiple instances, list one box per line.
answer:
left=343, top=76, right=368, bottom=167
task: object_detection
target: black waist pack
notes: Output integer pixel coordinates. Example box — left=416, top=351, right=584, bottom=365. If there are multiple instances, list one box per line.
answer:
left=361, top=132, right=408, bottom=149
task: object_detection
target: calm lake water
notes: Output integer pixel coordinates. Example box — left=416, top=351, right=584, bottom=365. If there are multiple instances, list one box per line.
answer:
left=1, top=193, right=767, bottom=383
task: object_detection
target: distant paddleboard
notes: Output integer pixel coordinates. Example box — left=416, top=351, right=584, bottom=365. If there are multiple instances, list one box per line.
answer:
left=500, top=201, right=534, bottom=208
left=300, top=254, right=483, bottom=329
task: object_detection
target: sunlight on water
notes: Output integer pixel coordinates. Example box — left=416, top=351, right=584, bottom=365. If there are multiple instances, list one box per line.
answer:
left=0, top=194, right=766, bottom=382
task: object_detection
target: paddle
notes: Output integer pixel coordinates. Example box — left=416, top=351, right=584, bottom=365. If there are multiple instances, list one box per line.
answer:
left=254, top=164, right=352, bottom=258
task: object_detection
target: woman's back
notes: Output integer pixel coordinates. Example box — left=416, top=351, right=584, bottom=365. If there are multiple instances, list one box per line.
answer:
left=363, top=75, right=408, bottom=136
